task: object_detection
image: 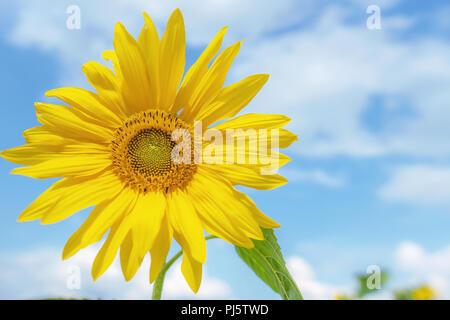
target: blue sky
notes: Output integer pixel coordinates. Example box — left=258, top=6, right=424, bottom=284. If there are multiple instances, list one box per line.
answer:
left=0, top=0, right=450, bottom=299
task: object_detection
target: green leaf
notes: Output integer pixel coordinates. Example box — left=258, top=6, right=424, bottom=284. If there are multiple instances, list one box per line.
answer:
left=235, top=228, right=303, bottom=300
left=356, top=270, right=389, bottom=298
left=393, top=289, right=413, bottom=300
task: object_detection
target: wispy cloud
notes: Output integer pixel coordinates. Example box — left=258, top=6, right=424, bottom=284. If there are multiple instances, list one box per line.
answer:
left=378, top=165, right=450, bottom=207
left=395, top=241, right=450, bottom=298
left=0, top=246, right=232, bottom=299
left=281, top=167, right=346, bottom=188
left=235, top=5, right=450, bottom=159
left=1, top=0, right=308, bottom=83
left=286, top=256, right=340, bottom=299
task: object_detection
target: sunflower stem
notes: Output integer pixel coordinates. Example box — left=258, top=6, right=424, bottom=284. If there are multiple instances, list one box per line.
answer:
left=151, top=235, right=218, bottom=300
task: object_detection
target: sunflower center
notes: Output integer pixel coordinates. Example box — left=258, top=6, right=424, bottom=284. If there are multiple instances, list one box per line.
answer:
left=111, top=110, right=196, bottom=193
left=127, top=128, right=175, bottom=176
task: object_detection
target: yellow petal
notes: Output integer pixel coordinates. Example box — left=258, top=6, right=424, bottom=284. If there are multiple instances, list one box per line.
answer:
left=167, top=190, right=206, bottom=263
left=46, top=87, right=122, bottom=127
left=277, top=129, right=299, bottom=148
left=202, top=164, right=288, bottom=190
left=171, top=26, right=227, bottom=113
left=202, top=138, right=288, bottom=169
left=224, top=127, right=298, bottom=149
left=35, top=103, right=113, bottom=144
left=82, top=61, right=119, bottom=92
left=194, top=167, right=263, bottom=240
left=198, top=74, right=269, bottom=126
left=114, top=22, right=151, bottom=113
left=181, top=252, right=203, bottom=293
left=181, top=41, right=241, bottom=122
left=18, top=170, right=123, bottom=224
left=188, top=177, right=254, bottom=248
left=233, top=190, right=281, bottom=229
left=92, top=206, right=137, bottom=281
left=213, top=113, right=291, bottom=130
left=102, top=50, right=122, bottom=78
left=159, top=9, right=185, bottom=110
left=138, top=12, right=160, bottom=108
left=149, top=215, right=173, bottom=283
left=11, top=154, right=111, bottom=179
left=1, top=142, right=108, bottom=166
left=63, top=187, right=137, bottom=260
left=130, top=192, right=166, bottom=264
left=23, top=126, right=68, bottom=145
left=119, top=232, right=134, bottom=280
left=82, top=61, right=127, bottom=119
left=275, top=152, right=292, bottom=169
left=120, top=192, right=166, bottom=281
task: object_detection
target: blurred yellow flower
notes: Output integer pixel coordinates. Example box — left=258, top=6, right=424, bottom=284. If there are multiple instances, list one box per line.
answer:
left=334, top=293, right=349, bottom=300
left=412, top=286, right=437, bottom=300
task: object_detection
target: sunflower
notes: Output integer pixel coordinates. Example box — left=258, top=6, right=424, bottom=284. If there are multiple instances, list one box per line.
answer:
left=1, top=9, right=297, bottom=293
left=412, top=286, right=437, bottom=300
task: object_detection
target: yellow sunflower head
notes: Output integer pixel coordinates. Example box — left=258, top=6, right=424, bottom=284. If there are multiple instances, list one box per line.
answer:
left=411, top=285, right=437, bottom=300
left=1, top=9, right=297, bottom=293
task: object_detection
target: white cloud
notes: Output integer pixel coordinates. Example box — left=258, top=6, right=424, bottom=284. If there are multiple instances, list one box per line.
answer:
left=234, top=5, right=450, bottom=159
left=395, top=241, right=450, bottom=298
left=281, top=167, right=346, bottom=188
left=378, top=165, right=450, bottom=207
left=2, top=0, right=309, bottom=85
left=286, top=256, right=339, bottom=299
left=164, top=261, right=232, bottom=299
left=0, top=246, right=232, bottom=299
